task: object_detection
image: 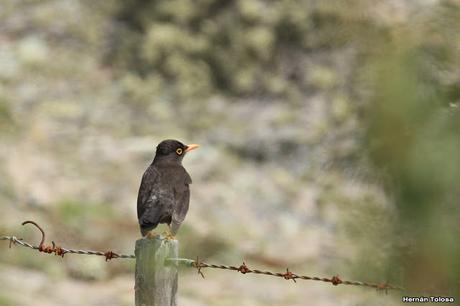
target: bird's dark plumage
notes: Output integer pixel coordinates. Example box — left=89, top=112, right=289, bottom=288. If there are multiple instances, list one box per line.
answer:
left=137, top=139, right=198, bottom=237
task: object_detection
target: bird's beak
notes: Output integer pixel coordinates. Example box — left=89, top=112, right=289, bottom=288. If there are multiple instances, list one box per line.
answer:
left=185, top=144, right=200, bottom=152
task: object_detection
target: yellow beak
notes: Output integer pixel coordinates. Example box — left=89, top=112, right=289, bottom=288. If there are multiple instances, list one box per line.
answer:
left=185, top=144, right=200, bottom=152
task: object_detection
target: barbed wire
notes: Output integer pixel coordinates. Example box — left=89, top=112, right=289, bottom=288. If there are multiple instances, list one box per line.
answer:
left=1, top=220, right=404, bottom=292
left=0, top=221, right=135, bottom=260
left=166, top=258, right=403, bottom=292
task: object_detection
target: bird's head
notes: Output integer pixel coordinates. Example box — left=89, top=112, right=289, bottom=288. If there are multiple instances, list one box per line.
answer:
left=154, top=139, right=199, bottom=163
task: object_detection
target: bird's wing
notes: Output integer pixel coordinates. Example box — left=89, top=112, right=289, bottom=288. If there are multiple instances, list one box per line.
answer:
left=172, top=170, right=192, bottom=224
left=137, top=166, right=163, bottom=229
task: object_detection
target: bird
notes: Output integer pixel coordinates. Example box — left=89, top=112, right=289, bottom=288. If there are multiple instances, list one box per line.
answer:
left=137, top=139, right=199, bottom=240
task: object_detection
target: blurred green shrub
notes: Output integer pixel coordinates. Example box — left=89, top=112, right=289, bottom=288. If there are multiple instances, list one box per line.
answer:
left=0, top=97, right=14, bottom=134
left=0, top=295, right=13, bottom=306
left=177, top=224, right=231, bottom=261
left=56, top=199, right=115, bottom=232
left=362, top=2, right=460, bottom=295
left=106, top=0, right=373, bottom=101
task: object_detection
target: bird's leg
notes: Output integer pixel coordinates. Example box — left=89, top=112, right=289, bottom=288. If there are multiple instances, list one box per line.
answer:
left=162, top=225, right=176, bottom=241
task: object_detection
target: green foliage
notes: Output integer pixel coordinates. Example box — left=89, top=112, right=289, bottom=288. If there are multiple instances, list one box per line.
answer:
left=0, top=97, right=14, bottom=134
left=107, top=0, right=373, bottom=101
left=176, top=224, right=231, bottom=260
left=363, top=2, right=460, bottom=294
left=0, top=295, right=13, bottom=306
left=56, top=199, right=115, bottom=231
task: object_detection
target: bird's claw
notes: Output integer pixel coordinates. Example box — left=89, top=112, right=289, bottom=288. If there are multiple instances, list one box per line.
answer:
left=146, top=231, right=159, bottom=239
left=162, top=231, right=176, bottom=241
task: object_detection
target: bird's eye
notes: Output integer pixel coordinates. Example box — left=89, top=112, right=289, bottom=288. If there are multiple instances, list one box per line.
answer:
left=176, top=148, right=183, bottom=155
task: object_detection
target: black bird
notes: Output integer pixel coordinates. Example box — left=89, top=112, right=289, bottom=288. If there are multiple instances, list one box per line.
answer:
left=137, top=139, right=199, bottom=239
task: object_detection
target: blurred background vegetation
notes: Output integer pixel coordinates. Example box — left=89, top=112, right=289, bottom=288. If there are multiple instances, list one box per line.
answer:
left=0, top=1, right=459, bottom=305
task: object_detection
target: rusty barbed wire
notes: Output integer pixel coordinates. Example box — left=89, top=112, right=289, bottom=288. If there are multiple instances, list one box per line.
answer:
left=0, top=220, right=135, bottom=260
left=1, top=235, right=134, bottom=260
left=1, top=220, right=404, bottom=292
left=165, top=257, right=404, bottom=292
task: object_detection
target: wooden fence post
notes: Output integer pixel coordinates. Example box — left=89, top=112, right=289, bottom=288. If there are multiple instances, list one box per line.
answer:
left=135, top=237, right=179, bottom=306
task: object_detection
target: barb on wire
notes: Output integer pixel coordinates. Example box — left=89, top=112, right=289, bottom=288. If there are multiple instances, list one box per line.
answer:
left=8, top=236, right=22, bottom=248
left=237, top=261, right=250, bottom=274
left=104, top=251, right=120, bottom=261
left=377, top=282, right=390, bottom=294
left=282, top=268, right=297, bottom=283
left=331, top=275, right=342, bottom=286
left=192, top=256, right=206, bottom=278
